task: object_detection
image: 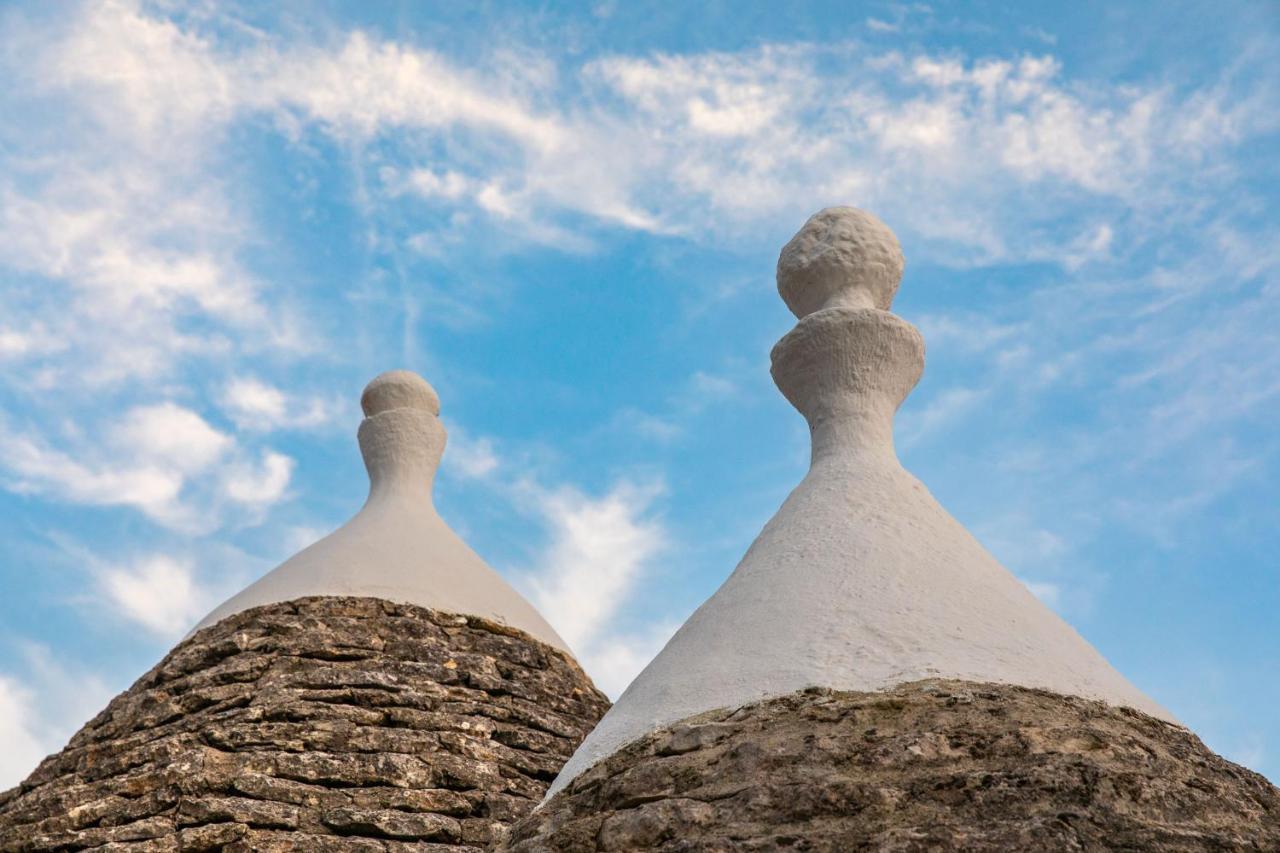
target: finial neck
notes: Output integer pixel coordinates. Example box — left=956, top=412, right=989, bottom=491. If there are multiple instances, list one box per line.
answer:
left=356, top=370, right=447, bottom=504
left=358, top=409, right=446, bottom=502
left=771, top=307, right=923, bottom=465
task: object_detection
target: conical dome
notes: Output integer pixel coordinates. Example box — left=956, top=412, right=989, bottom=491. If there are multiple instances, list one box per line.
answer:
left=0, top=371, right=609, bottom=851
left=504, top=209, right=1280, bottom=851
left=193, top=370, right=568, bottom=648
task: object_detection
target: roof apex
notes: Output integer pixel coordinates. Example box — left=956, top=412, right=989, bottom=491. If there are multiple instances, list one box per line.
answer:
left=190, top=370, right=568, bottom=651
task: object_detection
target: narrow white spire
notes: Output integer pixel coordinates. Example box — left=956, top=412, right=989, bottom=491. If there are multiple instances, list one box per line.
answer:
left=548, top=207, right=1172, bottom=798
left=191, top=370, right=568, bottom=651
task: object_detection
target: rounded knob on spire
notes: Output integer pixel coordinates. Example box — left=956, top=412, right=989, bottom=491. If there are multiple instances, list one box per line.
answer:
left=776, top=207, right=905, bottom=319
left=361, top=370, right=441, bottom=418
left=357, top=370, right=446, bottom=499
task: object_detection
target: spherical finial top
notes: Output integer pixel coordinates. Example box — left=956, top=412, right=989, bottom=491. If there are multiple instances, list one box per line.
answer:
left=361, top=370, right=441, bottom=418
left=777, top=207, right=905, bottom=319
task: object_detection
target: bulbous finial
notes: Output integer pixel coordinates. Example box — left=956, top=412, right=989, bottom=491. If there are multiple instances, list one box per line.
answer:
left=361, top=370, right=441, bottom=418
left=357, top=370, right=446, bottom=497
left=776, top=207, right=905, bottom=319
left=771, top=208, right=922, bottom=457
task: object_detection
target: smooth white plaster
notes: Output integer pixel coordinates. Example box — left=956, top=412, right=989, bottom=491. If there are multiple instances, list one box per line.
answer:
left=190, top=370, right=570, bottom=652
left=548, top=207, right=1174, bottom=799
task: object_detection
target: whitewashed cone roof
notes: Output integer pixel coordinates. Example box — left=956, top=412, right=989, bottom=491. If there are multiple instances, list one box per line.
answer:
left=548, top=207, right=1173, bottom=798
left=192, top=369, right=569, bottom=652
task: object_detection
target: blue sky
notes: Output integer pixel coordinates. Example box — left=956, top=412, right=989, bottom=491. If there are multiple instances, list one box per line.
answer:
left=0, top=0, right=1276, bottom=788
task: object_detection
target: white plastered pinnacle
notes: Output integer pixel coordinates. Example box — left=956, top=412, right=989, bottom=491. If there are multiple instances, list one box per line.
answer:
left=190, top=370, right=569, bottom=652
left=547, top=207, right=1174, bottom=799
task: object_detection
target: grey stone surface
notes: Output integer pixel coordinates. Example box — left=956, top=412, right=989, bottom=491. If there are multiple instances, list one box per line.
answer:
left=0, top=596, right=609, bottom=851
left=507, top=681, right=1279, bottom=852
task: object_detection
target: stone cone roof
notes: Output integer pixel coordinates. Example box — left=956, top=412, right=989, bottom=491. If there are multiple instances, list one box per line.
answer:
left=514, top=208, right=1279, bottom=847
left=507, top=682, right=1280, bottom=851
left=0, top=597, right=608, bottom=851
left=0, top=371, right=610, bottom=850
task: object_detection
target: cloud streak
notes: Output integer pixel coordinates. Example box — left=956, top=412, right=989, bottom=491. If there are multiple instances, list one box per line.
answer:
left=0, top=403, right=293, bottom=532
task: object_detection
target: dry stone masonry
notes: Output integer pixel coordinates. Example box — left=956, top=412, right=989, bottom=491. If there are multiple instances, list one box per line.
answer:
left=506, top=681, right=1280, bottom=851
left=0, top=596, right=609, bottom=851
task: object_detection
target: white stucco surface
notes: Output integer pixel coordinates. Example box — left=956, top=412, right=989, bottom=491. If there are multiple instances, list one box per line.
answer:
left=191, top=370, right=569, bottom=651
left=547, top=208, right=1173, bottom=799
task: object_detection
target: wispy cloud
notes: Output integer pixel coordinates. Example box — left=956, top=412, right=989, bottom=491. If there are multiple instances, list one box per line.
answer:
left=0, top=676, right=47, bottom=792
left=519, top=480, right=667, bottom=665
left=221, top=450, right=294, bottom=509
left=434, top=418, right=673, bottom=696
left=220, top=378, right=340, bottom=433
left=442, top=428, right=502, bottom=480
left=579, top=619, right=680, bottom=699
left=0, top=1, right=1270, bottom=541
left=1021, top=579, right=1062, bottom=609
left=898, top=386, right=989, bottom=449
left=96, top=553, right=213, bottom=637
left=0, top=403, right=293, bottom=532
left=0, top=646, right=113, bottom=790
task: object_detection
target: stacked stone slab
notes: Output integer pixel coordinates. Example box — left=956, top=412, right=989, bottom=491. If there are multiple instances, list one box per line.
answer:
left=0, top=598, right=607, bottom=851
left=0, top=372, right=609, bottom=850
left=505, top=208, right=1279, bottom=850
left=508, top=683, right=1279, bottom=851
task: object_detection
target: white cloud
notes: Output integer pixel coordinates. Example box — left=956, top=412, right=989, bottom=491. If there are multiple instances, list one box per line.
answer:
left=0, top=403, right=292, bottom=531
left=522, top=480, right=667, bottom=653
left=898, top=386, right=989, bottom=448
left=0, top=168, right=257, bottom=385
left=578, top=620, right=680, bottom=698
left=0, top=1, right=271, bottom=390
left=0, top=676, right=47, bottom=791
left=252, top=31, right=564, bottom=150
left=97, top=553, right=211, bottom=637
left=19, top=3, right=1254, bottom=271
left=619, top=409, right=683, bottom=443
left=688, top=371, right=738, bottom=399
left=220, top=377, right=337, bottom=432
left=51, top=0, right=237, bottom=146
left=0, top=2, right=1267, bottom=426
left=220, top=378, right=286, bottom=429
left=443, top=430, right=501, bottom=480
left=1021, top=579, right=1062, bottom=609
left=0, top=324, right=65, bottom=360
left=0, top=646, right=113, bottom=790
left=914, top=314, right=1024, bottom=355
left=0, top=420, right=190, bottom=528
left=413, top=170, right=473, bottom=200
left=112, top=402, right=232, bottom=472
left=222, top=450, right=294, bottom=507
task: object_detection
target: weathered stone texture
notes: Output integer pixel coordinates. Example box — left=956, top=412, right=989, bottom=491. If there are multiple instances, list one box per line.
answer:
left=505, top=681, right=1280, bottom=852
left=0, top=596, right=609, bottom=851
